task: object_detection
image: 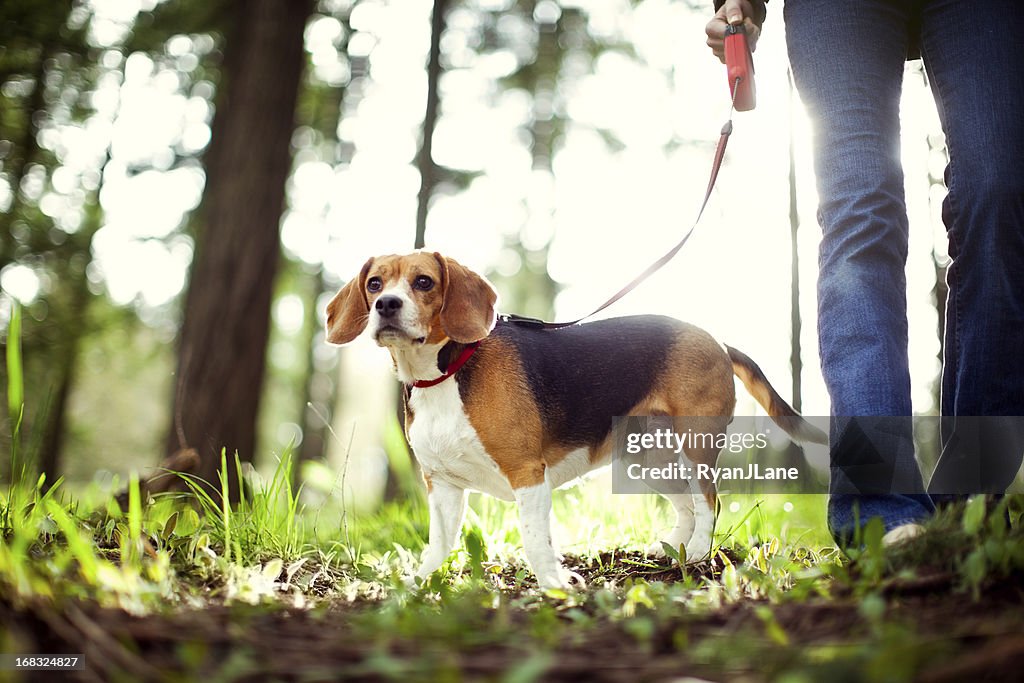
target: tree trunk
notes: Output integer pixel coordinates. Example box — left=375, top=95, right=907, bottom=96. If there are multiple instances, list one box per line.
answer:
left=37, top=277, right=90, bottom=488
left=414, top=0, right=448, bottom=250
left=787, top=69, right=803, bottom=414
left=783, top=69, right=811, bottom=480
left=295, top=271, right=334, bottom=490
left=379, top=0, right=450, bottom=502
left=170, top=0, right=312, bottom=499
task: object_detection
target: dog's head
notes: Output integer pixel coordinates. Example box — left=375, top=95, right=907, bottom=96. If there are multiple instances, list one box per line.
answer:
left=325, top=252, right=498, bottom=348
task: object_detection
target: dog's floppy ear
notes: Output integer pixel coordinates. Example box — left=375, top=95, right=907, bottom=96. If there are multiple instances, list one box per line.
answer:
left=325, top=258, right=374, bottom=345
left=434, top=252, right=497, bottom=343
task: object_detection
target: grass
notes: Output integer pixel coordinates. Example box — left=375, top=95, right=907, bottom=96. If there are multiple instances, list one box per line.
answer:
left=0, top=446, right=829, bottom=604
left=3, top=309, right=1024, bottom=681
left=2, top=447, right=1023, bottom=680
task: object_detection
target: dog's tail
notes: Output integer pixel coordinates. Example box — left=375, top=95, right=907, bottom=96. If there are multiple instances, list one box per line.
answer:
left=726, top=345, right=828, bottom=445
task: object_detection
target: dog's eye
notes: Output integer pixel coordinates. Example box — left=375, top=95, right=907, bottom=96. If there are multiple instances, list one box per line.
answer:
left=413, top=275, right=434, bottom=291
left=367, top=277, right=383, bottom=293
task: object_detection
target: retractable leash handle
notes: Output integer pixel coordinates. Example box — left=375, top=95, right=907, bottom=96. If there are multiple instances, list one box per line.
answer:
left=724, top=23, right=756, bottom=111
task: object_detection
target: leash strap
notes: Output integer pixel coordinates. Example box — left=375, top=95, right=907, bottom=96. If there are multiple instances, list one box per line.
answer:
left=504, top=96, right=739, bottom=330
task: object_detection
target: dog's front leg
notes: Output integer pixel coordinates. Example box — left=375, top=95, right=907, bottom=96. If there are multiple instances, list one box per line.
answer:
left=514, top=480, right=571, bottom=589
left=414, top=477, right=467, bottom=584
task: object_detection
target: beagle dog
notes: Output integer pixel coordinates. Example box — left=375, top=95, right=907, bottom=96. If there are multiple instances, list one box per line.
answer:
left=326, top=252, right=826, bottom=589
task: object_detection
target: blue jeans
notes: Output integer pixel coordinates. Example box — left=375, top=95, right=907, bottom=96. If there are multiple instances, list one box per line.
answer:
left=784, top=0, right=1024, bottom=541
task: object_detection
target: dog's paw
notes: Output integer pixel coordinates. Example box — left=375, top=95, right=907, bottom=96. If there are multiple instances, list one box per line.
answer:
left=645, top=535, right=690, bottom=560
left=560, top=567, right=587, bottom=590
left=645, top=541, right=668, bottom=558
left=535, top=566, right=586, bottom=592
left=683, top=534, right=712, bottom=562
left=646, top=537, right=712, bottom=564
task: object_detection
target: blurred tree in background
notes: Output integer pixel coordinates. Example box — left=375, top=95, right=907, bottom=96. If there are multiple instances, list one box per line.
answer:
left=160, top=0, right=312, bottom=499
left=1, top=0, right=115, bottom=486
left=1, top=0, right=328, bottom=491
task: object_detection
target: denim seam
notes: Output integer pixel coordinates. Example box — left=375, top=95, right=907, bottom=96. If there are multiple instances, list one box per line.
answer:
left=947, top=215, right=963, bottom=417
left=921, top=24, right=964, bottom=419
left=943, top=124, right=963, bottom=419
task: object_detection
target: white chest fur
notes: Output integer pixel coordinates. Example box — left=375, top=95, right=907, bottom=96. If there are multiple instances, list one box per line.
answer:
left=407, top=381, right=516, bottom=501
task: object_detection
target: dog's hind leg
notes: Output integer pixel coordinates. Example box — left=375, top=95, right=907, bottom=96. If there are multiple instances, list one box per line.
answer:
left=644, top=475, right=715, bottom=562
left=646, top=492, right=696, bottom=558
left=678, top=429, right=721, bottom=562
left=643, top=419, right=722, bottom=562
left=685, top=476, right=717, bottom=561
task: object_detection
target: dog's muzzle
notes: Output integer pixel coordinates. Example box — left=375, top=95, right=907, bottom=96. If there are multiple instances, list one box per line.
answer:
left=375, top=294, right=403, bottom=319
left=372, top=296, right=426, bottom=346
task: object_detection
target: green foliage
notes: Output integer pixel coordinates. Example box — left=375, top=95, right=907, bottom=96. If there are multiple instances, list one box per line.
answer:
left=955, top=496, right=1024, bottom=598
left=5, top=302, right=24, bottom=486
left=961, top=492, right=987, bottom=535
left=1, top=463, right=1022, bottom=681
left=125, top=0, right=228, bottom=54
left=5, top=303, right=23, bottom=426
left=1, top=475, right=171, bottom=610
left=174, top=449, right=307, bottom=568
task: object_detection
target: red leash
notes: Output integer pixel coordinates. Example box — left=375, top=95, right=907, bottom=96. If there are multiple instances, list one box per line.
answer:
left=502, top=27, right=755, bottom=331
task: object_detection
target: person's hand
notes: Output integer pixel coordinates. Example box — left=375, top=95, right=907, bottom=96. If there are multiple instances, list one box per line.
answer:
left=705, top=0, right=761, bottom=64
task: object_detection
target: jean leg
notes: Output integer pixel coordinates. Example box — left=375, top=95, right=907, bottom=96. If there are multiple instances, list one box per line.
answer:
left=785, top=0, right=933, bottom=538
left=785, top=0, right=913, bottom=417
left=921, top=0, right=1024, bottom=496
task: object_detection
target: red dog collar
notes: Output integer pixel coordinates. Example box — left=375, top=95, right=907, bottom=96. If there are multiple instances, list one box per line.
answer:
left=411, top=341, right=481, bottom=389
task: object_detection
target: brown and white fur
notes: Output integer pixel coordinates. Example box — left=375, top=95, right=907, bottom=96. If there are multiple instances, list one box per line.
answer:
left=326, top=252, right=826, bottom=589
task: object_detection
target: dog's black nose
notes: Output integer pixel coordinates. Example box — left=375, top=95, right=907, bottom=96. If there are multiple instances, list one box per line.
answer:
left=375, top=294, right=403, bottom=318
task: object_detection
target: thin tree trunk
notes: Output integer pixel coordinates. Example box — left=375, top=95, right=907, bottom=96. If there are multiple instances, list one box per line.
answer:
left=787, top=69, right=802, bottom=413
left=523, top=1, right=561, bottom=319
left=37, top=278, right=90, bottom=487
left=782, top=69, right=811, bottom=480
left=293, top=58, right=346, bottom=489
left=295, top=272, right=332, bottom=490
left=381, top=0, right=450, bottom=502
left=170, top=0, right=313, bottom=500
left=414, top=0, right=448, bottom=249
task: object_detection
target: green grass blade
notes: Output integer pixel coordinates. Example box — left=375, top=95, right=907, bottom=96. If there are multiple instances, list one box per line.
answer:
left=220, top=448, right=232, bottom=564
left=6, top=302, right=25, bottom=488
left=6, top=302, right=23, bottom=421
left=45, top=499, right=99, bottom=584
left=235, top=451, right=247, bottom=510
left=127, top=473, right=143, bottom=564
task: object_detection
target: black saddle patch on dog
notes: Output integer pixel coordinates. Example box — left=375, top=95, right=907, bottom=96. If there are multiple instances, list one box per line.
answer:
left=483, top=315, right=682, bottom=448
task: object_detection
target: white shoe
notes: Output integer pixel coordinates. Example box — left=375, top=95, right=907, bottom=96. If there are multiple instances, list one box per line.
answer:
left=882, top=522, right=925, bottom=547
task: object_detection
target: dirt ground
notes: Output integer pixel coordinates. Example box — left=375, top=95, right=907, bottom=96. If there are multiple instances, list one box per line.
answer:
left=3, top=553, right=1024, bottom=683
